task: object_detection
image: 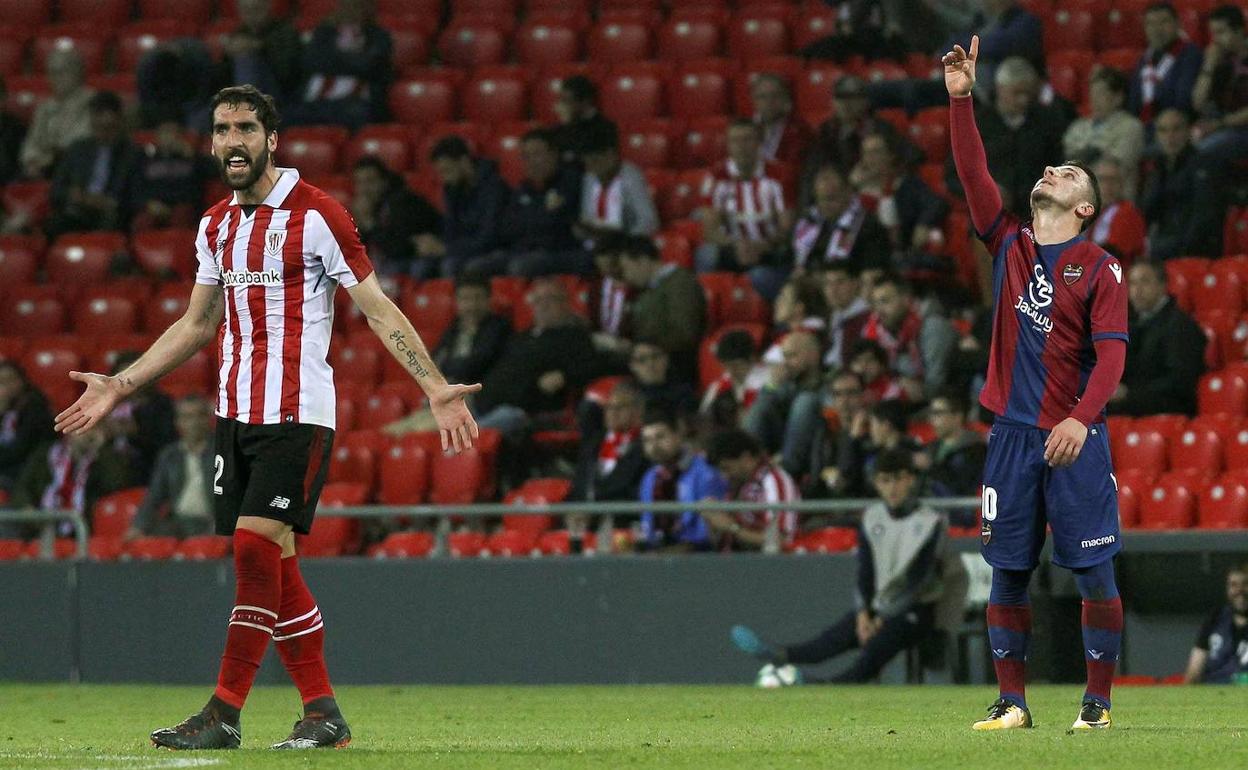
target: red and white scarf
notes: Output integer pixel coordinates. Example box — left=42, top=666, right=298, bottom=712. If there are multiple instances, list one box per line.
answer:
left=39, top=442, right=93, bottom=513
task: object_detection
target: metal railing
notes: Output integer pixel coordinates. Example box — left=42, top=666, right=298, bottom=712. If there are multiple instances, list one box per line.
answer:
left=0, top=508, right=88, bottom=558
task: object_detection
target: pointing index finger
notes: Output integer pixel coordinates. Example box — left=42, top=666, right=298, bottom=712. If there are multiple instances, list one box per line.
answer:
left=969, top=34, right=979, bottom=60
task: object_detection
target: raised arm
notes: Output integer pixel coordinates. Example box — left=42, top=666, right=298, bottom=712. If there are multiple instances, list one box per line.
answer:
left=54, top=283, right=224, bottom=435
left=943, top=36, right=1004, bottom=235
left=347, top=273, right=481, bottom=453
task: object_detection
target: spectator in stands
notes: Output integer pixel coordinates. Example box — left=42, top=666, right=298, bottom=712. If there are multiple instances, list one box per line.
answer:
left=944, top=0, right=1044, bottom=100
left=862, top=273, right=957, bottom=397
left=587, top=234, right=633, bottom=364
left=104, top=352, right=176, bottom=482
left=216, top=0, right=304, bottom=103
left=1192, top=6, right=1248, bottom=180
left=576, top=121, right=659, bottom=247
left=1183, top=564, right=1248, bottom=684
left=849, top=339, right=907, bottom=403
left=289, top=0, right=393, bottom=128
left=126, top=396, right=215, bottom=540
left=700, top=329, right=768, bottom=432
left=350, top=156, right=441, bottom=278
left=1088, top=157, right=1147, bottom=265
left=0, top=78, right=25, bottom=187
left=619, top=236, right=706, bottom=385
left=793, top=165, right=892, bottom=277
left=422, top=136, right=509, bottom=278
left=552, top=75, right=615, bottom=163
left=383, top=274, right=512, bottom=437
left=1128, top=2, right=1203, bottom=121
left=1109, top=261, right=1206, bottom=416
left=915, top=389, right=986, bottom=499
left=841, top=398, right=924, bottom=486
left=47, top=92, right=143, bottom=238
left=799, top=0, right=909, bottom=62
left=570, top=380, right=648, bottom=504
left=628, top=340, right=697, bottom=419
left=849, top=132, right=951, bottom=273
left=804, top=369, right=870, bottom=499
left=805, top=75, right=908, bottom=197
left=822, top=263, right=872, bottom=370
left=1140, top=108, right=1221, bottom=259
left=745, top=330, right=825, bottom=477
left=492, top=128, right=588, bottom=277
left=729, top=448, right=947, bottom=684
left=751, top=74, right=811, bottom=167
left=704, top=428, right=800, bottom=552
left=1063, top=68, right=1147, bottom=198
left=11, top=425, right=134, bottom=532
left=132, top=121, right=216, bottom=233
left=473, top=279, right=597, bottom=442
left=136, top=38, right=216, bottom=129
left=0, top=361, right=54, bottom=495
left=944, top=57, right=1069, bottom=216
left=695, top=120, right=795, bottom=302
left=761, top=275, right=828, bottom=368
left=19, top=47, right=93, bottom=179
left=637, top=407, right=726, bottom=552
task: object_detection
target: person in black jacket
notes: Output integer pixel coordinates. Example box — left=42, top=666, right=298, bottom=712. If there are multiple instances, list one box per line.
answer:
left=106, top=352, right=177, bottom=482
left=47, top=91, right=143, bottom=237
left=217, top=0, right=304, bottom=103
left=916, top=389, right=986, bottom=505
left=570, top=380, right=649, bottom=503
left=127, top=395, right=215, bottom=540
left=350, top=156, right=441, bottom=278
left=0, top=361, right=54, bottom=495
left=420, top=136, right=510, bottom=278
left=287, top=0, right=391, bottom=128
left=1109, top=261, right=1207, bottom=416
left=434, top=274, right=512, bottom=386
left=1139, top=108, right=1222, bottom=259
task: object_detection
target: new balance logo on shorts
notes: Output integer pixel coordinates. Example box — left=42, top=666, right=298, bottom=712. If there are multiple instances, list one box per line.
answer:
left=270, top=496, right=291, bottom=510
left=1081, top=534, right=1116, bottom=548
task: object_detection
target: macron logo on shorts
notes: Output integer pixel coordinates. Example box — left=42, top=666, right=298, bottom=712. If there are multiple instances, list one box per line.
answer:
left=269, top=496, right=291, bottom=510
left=1080, top=534, right=1116, bottom=548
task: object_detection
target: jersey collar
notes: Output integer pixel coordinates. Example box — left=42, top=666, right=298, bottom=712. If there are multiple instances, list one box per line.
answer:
left=231, top=166, right=300, bottom=209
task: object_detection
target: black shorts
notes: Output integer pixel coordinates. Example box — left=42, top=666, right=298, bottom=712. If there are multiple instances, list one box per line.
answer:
left=213, top=418, right=334, bottom=536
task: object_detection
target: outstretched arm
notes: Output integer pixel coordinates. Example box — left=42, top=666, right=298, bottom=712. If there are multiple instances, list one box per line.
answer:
left=943, top=36, right=1004, bottom=235
left=348, top=274, right=481, bottom=453
left=54, top=283, right=224, bottom=435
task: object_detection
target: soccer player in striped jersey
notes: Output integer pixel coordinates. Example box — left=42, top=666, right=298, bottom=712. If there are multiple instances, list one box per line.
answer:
left=53, top=86, right=481, bottom=750
left=945, top=38, right=1129, bottom=731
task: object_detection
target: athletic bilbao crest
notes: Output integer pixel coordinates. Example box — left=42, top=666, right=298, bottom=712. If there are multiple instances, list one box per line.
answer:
left=264, top=228, right=287, bottom=257
left=1062, top=264, right=1084, bottom=285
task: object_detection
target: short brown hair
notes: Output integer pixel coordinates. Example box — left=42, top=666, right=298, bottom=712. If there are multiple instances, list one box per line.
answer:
left=210, top=84, right=281, bottom=134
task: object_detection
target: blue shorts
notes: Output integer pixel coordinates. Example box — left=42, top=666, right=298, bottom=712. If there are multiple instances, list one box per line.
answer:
left=980, top=417, right=1122, bottom=571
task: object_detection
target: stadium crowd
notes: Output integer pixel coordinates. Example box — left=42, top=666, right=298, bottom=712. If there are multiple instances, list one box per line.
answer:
left=1, top=0, right=1247, bottom=558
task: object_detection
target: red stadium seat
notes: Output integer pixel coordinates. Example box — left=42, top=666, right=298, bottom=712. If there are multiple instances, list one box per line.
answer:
left=139, top=0, right=212, bottom=23
left=1046, top=50, right=1095, bottom=106
left=5, top=76, right=50, bottom=123
left=438, top=22, right=507, bottom=67
left=1168, top=427, right=1223, bottom=474
left=1164, top=256, right=1210, bottom=312
left=0, top=538, right=25, bottom=560
left=462, top=72, right=527, bottom=122
left=673, top=115, right=729, bottom=168
left=73, top=295, right=137, bottom=334
left=131, top=228, right=198, bottom=279
left=728, top=12, right=790, bottom=60
left=1103, top=0, right=1149, bottom=50
left=388, top=72, right=460, bottom=125
left=329, top=343, right=381, bottom=388
left=1133, top=413, right=1188, bottom=443
left=401, top=283, right=456, bottom=350
left=792, top=4, right=838, bottom=50
left=143, top=283, right=189, bottom=333
left=87, top=535, right=124, bottom=561
left=384, top=17, right=431, bottom=72
left=356, top=392, right=407, bottom=430
left=2, top=181, right=52, bottom=229
left=1190, top=265, right=1245, bottom=316
left=124, top=536, right=179, bottom=561
left=1046, top=7, right=1096, bottom=54
left=297, top=514, right=362, bottom=559
left=328, top=436, right=378, bottom=490
left=116, top=20, right=184, bottom=72
left=46, top=232, right=125, bottom=284
left=1199, top=371, right=1248, bottom=417
left=1226, top=208, right=1248, bottom=257
left=1223, top=426, right=1248, bottom=470
left=32, top=25, right=109, bottom=75
left=485, top=529, right=540, bottom=557
left=1116, top=477, right=1139, bottom=528
left=0, top=28, right=28, bottom=77
left=430, top=448, right=485, bottom=504
left=378, top=530, right=435, bottom=558
left=537, top=529, right=598, bottom=556
left=1098, top=47, right=1142, bottom=73
left=516, top=19, right=580, bottom=65
left=343, top=124, right=417, bottom=173
left=909, top=107, right=950, bottom=164
left=529, top=63, right=607, bottom=123
left=657, top=18, right=722, bottom=61
left=23, top=341, right=80, bottom=392
left=175, top=535, right=230, bottom=560
left=587, top=20, right=652, bottom=63
left=1138, top=474, right=1198, bottom=529
left=1198, top=473, right=1248, bottom=528
left=419, top=121, right=490, bottom=164
left=281, top=127, right=347, bottom=177
left=699, top=273, right=768, bottom=328
left=600, top=67, right=663, bottom=122
left=378, top=442, right=430, bottom=504
left=161, top=348, right=213, bottom=398
left=788, top=527, right=857, bottom=553
left=669, top=65, right=731, bottom=120
left=795, top=64, right=845, bottom=127
left=447, top=531, right=487, bottom=557
left=655, top=227, right=693, bottom=268
left=0, top=235, right=40, bottom=285
left=3, top=288, right=65, bottom=335
left=620, top=119, right=676, bottom=170
left=488, top=120, right=534, bottom=187
left=1112, top=427, right=1168, bottom=475
left=91, top=487, right=147, bottom=538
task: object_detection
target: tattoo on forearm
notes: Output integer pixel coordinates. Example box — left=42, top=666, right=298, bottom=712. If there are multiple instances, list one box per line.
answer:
left=200, top=291, right=222, bottom=323
left=389, top=330, right=431, bottom=378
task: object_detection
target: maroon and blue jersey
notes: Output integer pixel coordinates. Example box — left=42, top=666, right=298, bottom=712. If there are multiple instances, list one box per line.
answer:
left=978, top=210, right=1129, bottom=429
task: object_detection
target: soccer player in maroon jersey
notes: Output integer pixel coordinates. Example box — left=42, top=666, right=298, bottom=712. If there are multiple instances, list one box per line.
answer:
left=944, top=39, right=1129, bottom=731
left=53, top=86, right=481, bottom=750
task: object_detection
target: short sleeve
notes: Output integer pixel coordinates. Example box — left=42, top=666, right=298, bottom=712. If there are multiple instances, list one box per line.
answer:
left=311, top=200, right=374, bottom=289
left=1090, top=255, right=1129, bottom=343
left=194, top=215, right=220, bottom=286
left=1194, top=611, right=1217, bottom=650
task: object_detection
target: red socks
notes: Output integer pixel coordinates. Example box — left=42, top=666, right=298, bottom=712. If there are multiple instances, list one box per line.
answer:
left=986, top=604, right=1032, bottom=708
left=214, top=529, right=283, bottom=709
left=1082, top=597, right=1123, bottom=708
left=274, top=554, right=335, bottom=706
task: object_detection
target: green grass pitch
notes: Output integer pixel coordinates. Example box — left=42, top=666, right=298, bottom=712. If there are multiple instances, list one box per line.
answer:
left=1, top=684, right=1246, bottom=769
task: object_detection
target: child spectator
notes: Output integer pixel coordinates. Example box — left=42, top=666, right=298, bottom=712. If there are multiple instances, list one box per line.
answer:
left=700, top=330, right=769, bottom=431
left=704, top=428, right=801, bottom=552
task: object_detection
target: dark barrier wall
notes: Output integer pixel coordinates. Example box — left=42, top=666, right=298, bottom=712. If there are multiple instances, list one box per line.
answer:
left=1, top=547, right=1242, bottom=685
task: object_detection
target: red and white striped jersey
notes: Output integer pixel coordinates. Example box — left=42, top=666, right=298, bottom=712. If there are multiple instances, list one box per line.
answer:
left=194, top=168, right=374, bottom=430
left=699, top=159, right=789, bottom=242
left=732, top=461, right=801, bottom=543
